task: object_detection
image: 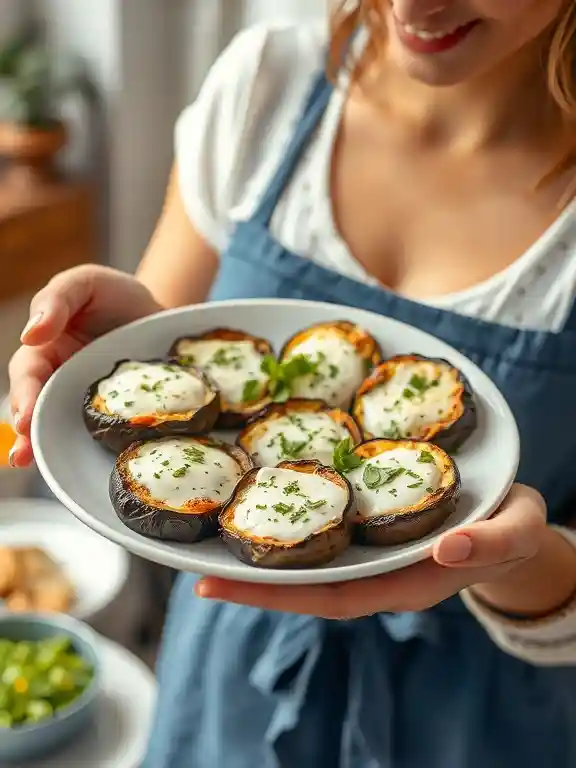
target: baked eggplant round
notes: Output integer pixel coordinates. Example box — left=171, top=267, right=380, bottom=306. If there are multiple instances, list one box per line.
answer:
left=277, top=321, right=382, bottom=409
left=83, top=359, right=220, bottom=454
left=169, top=328, right=273, bottom=428
left=110, top=435, right=253, bottom=543
left=237, top=399, right=362, bottom=467
left=352, top=354, right=477, bottom=451
left=219, top=460, right=354, bottom=569
left=346, top=439, right=461, bottom=546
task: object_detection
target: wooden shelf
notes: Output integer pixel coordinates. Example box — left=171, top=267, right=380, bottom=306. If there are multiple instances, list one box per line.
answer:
left=0, top=176, right=97, bottom=302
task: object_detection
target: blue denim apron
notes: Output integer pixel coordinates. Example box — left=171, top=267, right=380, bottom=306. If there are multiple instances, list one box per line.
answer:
left=144, top=71, right=576, bottom=768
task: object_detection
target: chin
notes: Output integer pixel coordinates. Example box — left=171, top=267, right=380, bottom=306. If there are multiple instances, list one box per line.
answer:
left=388, top=42, right=482, bottom=87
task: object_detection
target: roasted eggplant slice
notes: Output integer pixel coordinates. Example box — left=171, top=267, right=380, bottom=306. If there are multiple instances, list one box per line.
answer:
left=237, top=399, right=362, bottom=467
left=219, top=461, right=354, bottom=568
left=169, top=328, right=273, bottom=428
left=83, top=359, right=220, bottom=454
left=110, top=436, right=252, bottom=543
left=352, top=354, right=477, bottom=451
left=346, top=439, right=460, bottom=546
left=277, top=321, right=382, bottom=409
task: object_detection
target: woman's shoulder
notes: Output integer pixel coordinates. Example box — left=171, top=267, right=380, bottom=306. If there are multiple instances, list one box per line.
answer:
left=175, top=21, right=329, bottom=250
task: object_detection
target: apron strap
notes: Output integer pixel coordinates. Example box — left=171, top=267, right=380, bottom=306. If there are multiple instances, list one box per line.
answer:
left=562, top=301, right=576, bottom=331
left=252, top=66, right=334, bottom=227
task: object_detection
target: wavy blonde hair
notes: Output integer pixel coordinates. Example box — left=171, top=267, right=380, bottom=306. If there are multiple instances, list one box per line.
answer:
left=328, top=0, right=576, bottom=188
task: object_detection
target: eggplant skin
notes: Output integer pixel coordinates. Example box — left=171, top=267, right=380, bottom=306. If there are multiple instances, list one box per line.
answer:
left=219, top=460, right=354, bottom=569
left=110, top=437, right=253, bottom=544
left=353, top=354, right=478, bottom=453
left=168, top=328, right=274, bottom=429
left=351, top=439, right=461, bottom=547
left=82, top=359, right=220, bottom=455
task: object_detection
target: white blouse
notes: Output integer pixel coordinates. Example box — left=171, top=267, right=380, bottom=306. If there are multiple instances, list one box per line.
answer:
left=175, top=21, right=576, bottom=664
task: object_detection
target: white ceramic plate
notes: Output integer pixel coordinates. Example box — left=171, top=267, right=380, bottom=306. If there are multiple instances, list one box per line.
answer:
left=31, top=299, right=520, bottom=585
left=10, top=635, right=157, bottom=768
left=0, top=499, right=129, bottom=619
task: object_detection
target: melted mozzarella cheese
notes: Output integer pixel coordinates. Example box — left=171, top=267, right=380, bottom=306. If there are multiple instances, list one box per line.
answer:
left=98, top=362, right=207, bottom=420
left=177, top=339, right=268, bottom=405
left=127, top=438, right=242, bottom=510
left=285, top=331, right=366, bottom=408
left=360, top=361, right=457, bottom=439
left=347, top=447, right=441, bottom=518
left=233, top=467, right=348, bottom=542
left=248, top=412, right=350, bottom=467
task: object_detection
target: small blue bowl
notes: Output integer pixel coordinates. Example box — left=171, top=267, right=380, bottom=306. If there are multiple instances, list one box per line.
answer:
left=0, top=612, right=101, bottom=764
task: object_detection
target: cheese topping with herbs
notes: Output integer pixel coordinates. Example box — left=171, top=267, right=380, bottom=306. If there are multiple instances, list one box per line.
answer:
left=248, top=412, right=350, bottom=467
left=98, top=362, right=207, bottom=420
left=177, top=340, right=268, bottom=405
left=233, top=467, right=348, bottom=541
left=360, top=361, right=458, bottom=439
left=284, top=330, right=365, bottom=408
left=127, top=438, right=242, bottom=510
left=348, top=448, right=441, bottom=518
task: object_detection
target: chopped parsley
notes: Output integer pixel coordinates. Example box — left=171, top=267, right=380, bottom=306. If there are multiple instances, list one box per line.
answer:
left=182, top=446, right=206, bottom=464
left=417, top=450, right=435, bottom=464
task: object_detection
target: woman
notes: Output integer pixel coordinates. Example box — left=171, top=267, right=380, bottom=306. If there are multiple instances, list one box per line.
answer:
left=8, top=1, right=576, bottom=766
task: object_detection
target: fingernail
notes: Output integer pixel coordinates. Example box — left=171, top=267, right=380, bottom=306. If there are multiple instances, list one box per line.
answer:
left=20, top=312, right=43, bottom=340
left=194, top=580, right=211, bottom=598
left=13, top=411, right=22, bottom=431
left=8, top=448, right=17, bottom=468
left=437, top=534, right=472, bottom=564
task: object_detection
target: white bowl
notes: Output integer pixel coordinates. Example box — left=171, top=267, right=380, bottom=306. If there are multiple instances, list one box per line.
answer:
left=0, top=498, right=130, bottom=622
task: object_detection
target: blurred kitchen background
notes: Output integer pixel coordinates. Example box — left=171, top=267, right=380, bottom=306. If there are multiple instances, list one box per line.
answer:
left=0, top=2, right=323, bottom=764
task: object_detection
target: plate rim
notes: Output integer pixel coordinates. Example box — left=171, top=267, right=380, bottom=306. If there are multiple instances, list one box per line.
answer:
left=30, top=298, right=520, bottom=585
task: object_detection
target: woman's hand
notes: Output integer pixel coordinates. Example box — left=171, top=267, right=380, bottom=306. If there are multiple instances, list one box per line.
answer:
left=196, top=485, right=576, bottom=619
left=8, top=264, right=162, bottom=468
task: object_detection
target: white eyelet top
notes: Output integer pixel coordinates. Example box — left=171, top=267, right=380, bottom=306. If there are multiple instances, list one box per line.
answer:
left=175, top=21, right=576, bottom=334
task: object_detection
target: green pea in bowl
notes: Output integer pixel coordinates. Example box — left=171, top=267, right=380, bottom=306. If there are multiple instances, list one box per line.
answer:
left=0, top=612, right=100, bottom=763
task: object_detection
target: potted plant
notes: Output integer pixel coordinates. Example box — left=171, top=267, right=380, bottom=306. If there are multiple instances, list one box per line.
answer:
left=0, top=24, right=93, bottom=187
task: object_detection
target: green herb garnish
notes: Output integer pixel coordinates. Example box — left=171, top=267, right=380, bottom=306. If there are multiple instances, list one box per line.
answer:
left=261, top=354, right=320, bottom=403
left=332, top=438, right=363, bottom=474
left=242, top=379, right=261, bottom=403
left=362, top=464, right=405, bottom=489
left=417, top=451, right=434, bottom=464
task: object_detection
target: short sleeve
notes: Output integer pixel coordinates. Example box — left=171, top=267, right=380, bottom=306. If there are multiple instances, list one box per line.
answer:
left=174, top=27, right=267, bottom=252
left=174, top=21, right=328, bottom=254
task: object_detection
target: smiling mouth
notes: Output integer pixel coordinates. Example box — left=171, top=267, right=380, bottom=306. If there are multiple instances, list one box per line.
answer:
left=395, top=18, right=481, bottom=54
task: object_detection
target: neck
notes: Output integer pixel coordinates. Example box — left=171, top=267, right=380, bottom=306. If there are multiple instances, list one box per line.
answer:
left=359, top=36, right=563, bottom=153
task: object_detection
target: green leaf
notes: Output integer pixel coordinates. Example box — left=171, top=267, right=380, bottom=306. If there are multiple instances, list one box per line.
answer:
left=261, top=353, right=319, bottom=403
left=332, top=438, right=363, bottom=475
left=242, top=379, right=261, bottom=403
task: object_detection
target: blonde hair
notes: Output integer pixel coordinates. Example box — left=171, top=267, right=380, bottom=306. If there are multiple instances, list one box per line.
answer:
left=328, top=1, right=576, bottom=189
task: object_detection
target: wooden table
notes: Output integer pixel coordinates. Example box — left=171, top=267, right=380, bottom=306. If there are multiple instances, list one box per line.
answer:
left=0, top=176, right=97, bottom=302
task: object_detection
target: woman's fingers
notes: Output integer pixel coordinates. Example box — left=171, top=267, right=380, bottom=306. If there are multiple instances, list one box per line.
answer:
left=8, top=346, right=56, bottom=437
left=433, top=484, right=546, bottom=568
left=9, top=435, right=34, bottom=469
left=21, top=269, right=94, bottom=346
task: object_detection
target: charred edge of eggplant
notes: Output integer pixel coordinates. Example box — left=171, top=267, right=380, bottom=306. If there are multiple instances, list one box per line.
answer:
left=168, top=329, right=274, bottom=429
left=351, top=439, right=461, bottom=546
left=219, top=459, right=354, bottom=569
left=109, top=436, right=254, bottom=544
left=278, top=320, right=383, bottom=371
left=83, top=358, right=221, bottom=455
left=352, top=354, right=477, bottom=452
left=236, top=398, right=363, bottom=455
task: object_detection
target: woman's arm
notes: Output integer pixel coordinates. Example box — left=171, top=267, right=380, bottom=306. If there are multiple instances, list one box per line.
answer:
left=136, top=165, right=219, bottom=308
